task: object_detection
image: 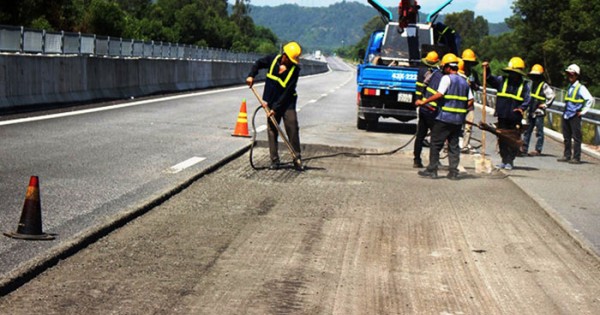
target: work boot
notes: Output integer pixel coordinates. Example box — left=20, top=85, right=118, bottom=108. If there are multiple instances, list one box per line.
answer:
left=568, top=159, right=582, bottom=165
left=270, top=161, right=281, bottom=170
left=413, top=161, right=424, bottom=168
left=557, top=157, right=570, bottom=162
left=293, top=159, right=305, bottom=171
left=446, top=171, right=459, bottom=180
left=417, top=169, right=438, bottom=179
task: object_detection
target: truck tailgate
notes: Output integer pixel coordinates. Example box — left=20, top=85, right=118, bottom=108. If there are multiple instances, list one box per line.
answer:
left=357, top=65, right=418, bottom=92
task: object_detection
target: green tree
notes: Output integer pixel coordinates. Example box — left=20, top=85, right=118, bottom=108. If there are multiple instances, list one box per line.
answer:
left=444, top=10, right=488, bottom=50
left=81, top=0, right=126, bottom=36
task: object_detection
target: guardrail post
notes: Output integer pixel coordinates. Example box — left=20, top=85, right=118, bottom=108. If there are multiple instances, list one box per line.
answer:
left=61, top=30, right=65, bottom=54
left=42, top=29, right=46, bottom=54
left=20, top=26, right=24, bottom=53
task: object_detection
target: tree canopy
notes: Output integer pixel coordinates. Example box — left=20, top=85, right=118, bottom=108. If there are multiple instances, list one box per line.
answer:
left=0, top=0, right=279, bottom=54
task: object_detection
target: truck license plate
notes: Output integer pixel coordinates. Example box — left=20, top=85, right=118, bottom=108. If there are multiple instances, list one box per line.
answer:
left=397, top=92, right=412, bottom=103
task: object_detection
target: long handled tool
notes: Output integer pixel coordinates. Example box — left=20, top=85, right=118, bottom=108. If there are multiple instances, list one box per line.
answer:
left=250, top=86, right=302, bottom=167
left=465, top=120, right=524, bottom=151
left=475, top=65, right=493, bottom=173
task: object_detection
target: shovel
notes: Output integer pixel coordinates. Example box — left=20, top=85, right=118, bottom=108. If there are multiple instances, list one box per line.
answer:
left=249, top=86, right=302, bottom=167
left=475, top=65, right=493, bottom=174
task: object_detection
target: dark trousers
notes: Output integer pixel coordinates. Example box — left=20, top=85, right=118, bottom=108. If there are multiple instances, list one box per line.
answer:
left=414, top=112, right=436, bottom=163
left=522, top=116, right=545, bottom=153
left=268, top=108, right=301, bottom=162
left=561, top=115, right=582, bottom=161
left=426, top=121, right=462, bottom=173
left=497, top=118, right=519, bottom=165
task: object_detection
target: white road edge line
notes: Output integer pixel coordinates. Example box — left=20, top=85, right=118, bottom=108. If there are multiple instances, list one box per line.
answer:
left=0, top=84, right=266, bottom=126
left=166, top=156, right=206, bottom=174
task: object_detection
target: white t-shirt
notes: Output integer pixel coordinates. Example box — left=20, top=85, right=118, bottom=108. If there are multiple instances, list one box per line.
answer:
left=437, top=75, right=474, bottom=100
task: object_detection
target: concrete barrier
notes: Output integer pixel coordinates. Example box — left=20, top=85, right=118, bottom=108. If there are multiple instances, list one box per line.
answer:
left=0, top=55, right=329, bottom=113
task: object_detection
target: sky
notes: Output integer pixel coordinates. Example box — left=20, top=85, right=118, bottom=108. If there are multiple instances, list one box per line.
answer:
left=230, top=0, right=513, bottom=23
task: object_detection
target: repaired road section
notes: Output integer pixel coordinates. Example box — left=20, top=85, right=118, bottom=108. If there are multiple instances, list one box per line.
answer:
left=1, top=144, right=599, bottom=314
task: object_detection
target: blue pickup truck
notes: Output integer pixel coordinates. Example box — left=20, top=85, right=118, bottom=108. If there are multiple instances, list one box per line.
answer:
left=356, top=22, right=434, bottom=130
left=357, top=0, right=454, bottom=130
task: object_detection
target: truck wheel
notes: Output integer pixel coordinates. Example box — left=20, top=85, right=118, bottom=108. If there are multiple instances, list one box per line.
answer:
left=357, top=116, right=367, bottom=130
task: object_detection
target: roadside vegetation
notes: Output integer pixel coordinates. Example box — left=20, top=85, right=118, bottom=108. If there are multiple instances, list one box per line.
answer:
left=338, top=0, right=600, bottom=97
left=0, top=0, right=278, bottom=54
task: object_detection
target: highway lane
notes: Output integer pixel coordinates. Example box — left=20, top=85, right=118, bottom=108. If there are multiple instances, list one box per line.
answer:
left=0, top=58, right=355, bottom=282
left=1, top=70, right=599, bottom=312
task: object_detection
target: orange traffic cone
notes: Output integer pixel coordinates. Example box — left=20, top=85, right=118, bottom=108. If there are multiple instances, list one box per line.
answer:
left=232, top=99, right=251, bottom=137
left=4, top=176, right=55, bottom=240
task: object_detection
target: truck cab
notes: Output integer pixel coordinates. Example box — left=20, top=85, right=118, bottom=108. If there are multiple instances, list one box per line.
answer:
left=356, top=22, right=434, bottom=130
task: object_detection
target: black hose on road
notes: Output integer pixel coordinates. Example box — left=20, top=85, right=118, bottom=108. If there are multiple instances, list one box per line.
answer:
left=248, top=105, right=416, bottom=170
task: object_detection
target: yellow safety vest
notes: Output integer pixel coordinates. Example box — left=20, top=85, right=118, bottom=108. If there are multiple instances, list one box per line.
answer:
left=530, top=81, right=546, bottom=101
left=564, top=83, right=584, bottom=104
left=497, top=79, right=524, bottom=102
left=266, top=55, right=296, bottom=88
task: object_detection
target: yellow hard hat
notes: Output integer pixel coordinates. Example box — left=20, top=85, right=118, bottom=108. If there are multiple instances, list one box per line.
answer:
left=283, top=41, right=302, bottom=64
left=458, top=58, right=465, bottom=74
left=529, top=64, right=544, bottom=75
left=461, top=49, right=477, bottom=62
left=503, top=56, right=526, bottom=76
left=421, top=51, right=440, bottom=67
left=441, top=53, right=459, bottom=67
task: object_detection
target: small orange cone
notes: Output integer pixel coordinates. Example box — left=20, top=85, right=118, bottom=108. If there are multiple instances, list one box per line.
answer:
left=232, top=99, right=251, bottom=137
left=4, top=176, right=55, bottom=240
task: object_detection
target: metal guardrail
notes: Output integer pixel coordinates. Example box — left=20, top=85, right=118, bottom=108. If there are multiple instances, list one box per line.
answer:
left=475, top=87, right=600, bottom=145
left=0, top=25, right=264, bottom=62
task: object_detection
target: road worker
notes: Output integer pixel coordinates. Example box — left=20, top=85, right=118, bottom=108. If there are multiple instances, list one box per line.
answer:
left=416, top=53, right=474, bottom=180
left=413, top=50, right=442, bottom=168
left=482, top=57, right=531, bottom=170
left=522, top=64, right=555, bottom=156
left=558, top=64, right=595, bottom=164
left=460, top=49, right=481, bottom=153
left=246, top=41, right=304, bottom=171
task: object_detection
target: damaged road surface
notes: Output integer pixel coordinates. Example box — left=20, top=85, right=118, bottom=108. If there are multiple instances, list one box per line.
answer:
left=1, top=145, right=599, bottom=314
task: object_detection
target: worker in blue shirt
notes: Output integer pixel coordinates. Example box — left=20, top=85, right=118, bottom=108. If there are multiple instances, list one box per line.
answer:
left=482, top=57, right=531, bottom=170
left=558, top=64, right=595, bottom=164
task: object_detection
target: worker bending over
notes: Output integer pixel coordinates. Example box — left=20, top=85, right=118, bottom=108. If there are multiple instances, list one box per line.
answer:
left=246, top=42, right=304, bottom=171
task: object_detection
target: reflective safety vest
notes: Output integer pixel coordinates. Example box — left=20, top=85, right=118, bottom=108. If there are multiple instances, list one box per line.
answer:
left=530, top=81, right=546, bottom=102
left=564, top=82, right=585, bottom=118
left=497, top=79, right=524, bottom=102
left=436, top=74, right=470, bottom=125
left=495, top=77, right=527, bottom=120
left=422, top=69, right=443, bottom=110
left=437, top=26, right=455, bottom=43
left=266, top=55, right=296, bottom=88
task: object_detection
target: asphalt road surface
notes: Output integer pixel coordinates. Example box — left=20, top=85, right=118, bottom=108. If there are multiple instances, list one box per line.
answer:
left=1, top=57, right=599, bottom=313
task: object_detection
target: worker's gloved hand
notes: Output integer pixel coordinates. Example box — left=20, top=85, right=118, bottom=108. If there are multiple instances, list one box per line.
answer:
left=245, top=76, right=254, bottom=87
left=513, top=108, right=524, bottom=120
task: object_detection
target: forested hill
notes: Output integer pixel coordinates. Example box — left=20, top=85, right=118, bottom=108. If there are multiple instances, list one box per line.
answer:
left=248, top=2, right=509, bottom=53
